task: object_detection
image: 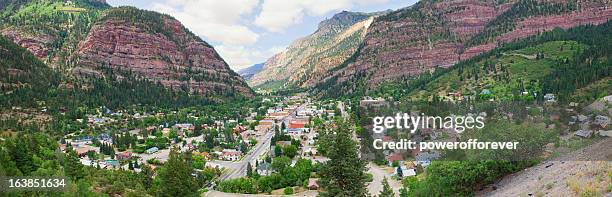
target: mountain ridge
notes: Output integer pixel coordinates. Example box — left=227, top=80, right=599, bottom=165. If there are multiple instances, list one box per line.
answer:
left=248, top=10, right=381, bottom=90
left=313, top=0, right=612, bottom=97
left=0, top=1, right=253, bottom=98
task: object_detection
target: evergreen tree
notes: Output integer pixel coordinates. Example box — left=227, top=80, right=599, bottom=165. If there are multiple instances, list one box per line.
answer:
left=379, top=177, right=395, bottom=197
left=319, top=120, right=368, bottom=197
left=64, top=150, right=86, bottom=180
left=246, top=162, right=253, bottom=177
left=155, top=147, right=198, bottom=197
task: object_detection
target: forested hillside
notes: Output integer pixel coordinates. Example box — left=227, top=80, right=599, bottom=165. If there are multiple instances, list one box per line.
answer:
left=0, top=0, right=253, bottom=99
left=313, top=0, right=611, bottom=98
left=368, top=22, right=611, bottom=103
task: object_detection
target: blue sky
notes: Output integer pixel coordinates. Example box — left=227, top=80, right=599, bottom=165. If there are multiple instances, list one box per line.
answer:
left=107, top=0, right=418, bottom=71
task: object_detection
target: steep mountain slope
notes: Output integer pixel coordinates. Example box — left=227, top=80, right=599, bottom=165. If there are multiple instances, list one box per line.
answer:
left=405, top=21, right=612, bottom=103
left=249, top=11, right=377, bottom=90
left=73, top=7, right=252, bottom=97
left=314, top=0, right=612, bottom=97
left=0, top=1, right=253, bottom=98
left=0, top=0, right=108, bottom=61
left=237, top=63, right=264, bottom=80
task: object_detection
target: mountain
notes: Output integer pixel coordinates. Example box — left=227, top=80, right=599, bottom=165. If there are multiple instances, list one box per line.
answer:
left=0, top=1, right=253, bottom=98
left=237, top=63, right=264, bottom=80
left=313, top=0, right=612, bottom=97
left=73, top=7, right=252, bottom=97
left=248, top=11, right=380, bottom=90
left=401, top=22, right=612, bottom=103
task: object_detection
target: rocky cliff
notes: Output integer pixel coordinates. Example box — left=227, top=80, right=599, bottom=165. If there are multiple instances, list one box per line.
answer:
left=73, top=7, right=253, bottom=96
left=315, top=0, right=612, bottom=96
left=0, top=1, right=253, bottom=98
left=248, top=11, right=377, bottom=89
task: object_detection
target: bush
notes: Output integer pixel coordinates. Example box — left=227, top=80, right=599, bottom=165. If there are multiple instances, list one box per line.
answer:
left=283, top=187, right=294, bottom=195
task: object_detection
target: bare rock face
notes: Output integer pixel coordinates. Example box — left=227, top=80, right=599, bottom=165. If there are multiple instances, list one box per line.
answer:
left=249, top=11, right=376, bottom=89
left=0, top=28, right=53, bottom=59
left=317, top=0, right=612, bottom=95
left=74, top=8, right=253, bottom=97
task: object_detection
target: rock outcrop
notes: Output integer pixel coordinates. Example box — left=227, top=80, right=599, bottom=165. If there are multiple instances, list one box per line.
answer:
left=73, top=7, right=253, bottom=96
left=249, top=11, right=378, bottom=89
left=315, top=0, right=612, bottom=95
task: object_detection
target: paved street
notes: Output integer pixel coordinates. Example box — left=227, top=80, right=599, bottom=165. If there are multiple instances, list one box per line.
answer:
left=213, top=103, right=306, bottom=180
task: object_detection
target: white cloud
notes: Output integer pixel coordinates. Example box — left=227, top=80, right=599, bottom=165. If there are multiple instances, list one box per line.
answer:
left=255, top=0, right=389, bottom=32
left=152, top=0, right=260, bottom=45
left=216, top=45, right=278, bottom=70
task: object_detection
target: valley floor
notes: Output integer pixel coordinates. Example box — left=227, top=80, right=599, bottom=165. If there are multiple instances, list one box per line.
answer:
left=479, top=138, right=612, bottom=196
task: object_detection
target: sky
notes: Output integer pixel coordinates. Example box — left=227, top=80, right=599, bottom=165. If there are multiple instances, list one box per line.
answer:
left=106, top=0, right=418, bottom=71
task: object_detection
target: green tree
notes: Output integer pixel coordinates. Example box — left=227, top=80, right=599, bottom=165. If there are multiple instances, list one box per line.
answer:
left=271, top=156, right=291, bottom=173
left=155, top=147, right=198, bottom=197
left=379, top=177, right=395, bottom=197
left=64, top=150, right=85, bottom=180
left=283, top=145, right=298, bottom=158
left=319, top=120, right=368, bottom=197
left=246, top=162, right=253, bottom=177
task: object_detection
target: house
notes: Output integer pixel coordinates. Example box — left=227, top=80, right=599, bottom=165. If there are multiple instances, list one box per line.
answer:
left=386, top=153, right=403, bottom=166
left=221, top=149, right=242, bottom=161
left=173, top=123, right=195, bottom=135
left=233, top=125, right=248, bottom=134
left=115, top=151, right=132, bottom=160
left=74, top=145, right=98, bottom=157
left=146, top=147, right=159, bottom=154
left=359, top=97, right=388, bottom=108
left=287, top=120, right=309, bottom=135
left=105, top=159, right=120, bottom=168
left=480, top=89, right=492, bottom=95
left=415, top=152, right=441, bottom=167
left=396, top=166, right=417, bottom=178
left=308, top=178, right=319, bottom=190
left=255, top=124, right=273, bottom=133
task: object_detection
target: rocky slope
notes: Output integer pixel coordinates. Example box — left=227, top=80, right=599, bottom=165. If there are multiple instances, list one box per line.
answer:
left=248, top=11, right=378, bottom=89
left=314, top=0, right=612, bottom=96
left=73, top=7, right=252, bottom=96
left=0, top=1, right=253, bottom=98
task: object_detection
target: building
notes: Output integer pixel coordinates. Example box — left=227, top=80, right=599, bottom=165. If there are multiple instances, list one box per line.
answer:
left=396, top=166, right=417, bottom=178
left=146, top=147, right=159, bottom=154
left=359, top=97, right=388, bottom=108
left=221, top=149, right=242, bottom=161
left=287, top=120, right=309, bottom=135
left=115, top=151, right=132, bottom=160
left=74, top=145, right=98, bottom=157
left=386, top=153, right=403, bottom=166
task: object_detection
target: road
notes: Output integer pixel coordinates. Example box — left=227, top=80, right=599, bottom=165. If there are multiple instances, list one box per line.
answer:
left=212, top=103, right=305, bottom=181
left=212, top=130, right=274, bottom=180
left=339, top=101, right=402, bottom=196
left=367, top=163, right=402, bottom=196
